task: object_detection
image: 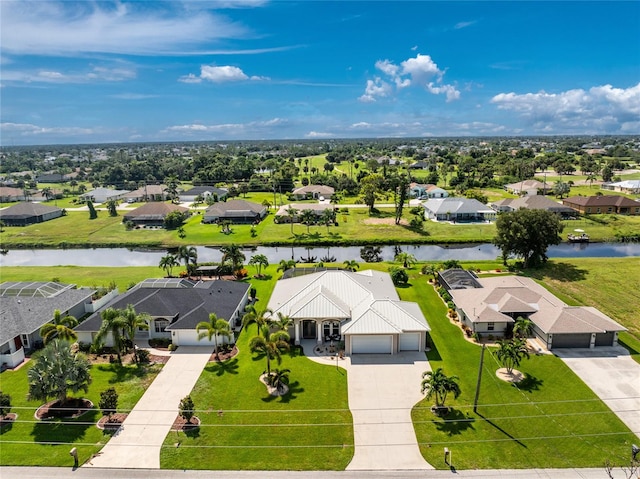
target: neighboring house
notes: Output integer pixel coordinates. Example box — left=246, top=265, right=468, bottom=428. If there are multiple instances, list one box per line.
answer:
left=36, top=173, right=70, bottom=183
left=0, top=282, right=95, bottom=368
left=422, top=197, right=496, bottom=222
left=178, top=186, right=228, bottom=204
left=121, top=184, right=168, bottom=202
left=267, top=269, right=430, bottom=355
left=80, top=187, right=130, bottom=203
left=75, top=279, right=250, bottom=348
left=0, top=187, right=28, bottom=202
left=0, top=202, right=64, bottom=226
left=601, top=180, right=640, bottom=194
left=562, top=195, right=640, bottom=215
left=449, top=275, right=626, bottom=349
left=123, top=202, right=190, bottom=227
left=274, top=203, right=337, bottom=223
left=202, top=199, right=267, bottom=224
left=438, top=268, right=483, bottom=291
left=408, top=160, right=429, bottom=170
left=491, top=195, right=576, bottom=217
left=31, top=189, right=64, bottom=202
left=505, top=179, right=553, bottom=196
left=292, top=184, right=335, bottom=200
left=409, top=183, right=448, bottom=199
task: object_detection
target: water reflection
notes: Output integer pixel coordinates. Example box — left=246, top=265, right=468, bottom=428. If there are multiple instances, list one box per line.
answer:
left=1, top=242, right=639, bottom=267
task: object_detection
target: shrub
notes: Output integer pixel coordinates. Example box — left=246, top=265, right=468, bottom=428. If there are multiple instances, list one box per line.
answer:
left=234, top=268, right=248, bottom=279
left=390, top=267, right=409, bottom=286
left=99, top=387, right=118, bottom=417
left=0, top=391, right=12, bottom=418
left=179, top=395, right=196, bottom=424
left=447, top=301, right=455, bottom=309
left=136, top=349, right=150, bottom=364
left=168, top=343, right=177, bottom=351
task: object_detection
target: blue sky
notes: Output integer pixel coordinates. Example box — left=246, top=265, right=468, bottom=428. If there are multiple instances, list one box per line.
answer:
left=1, top=0, right=639, bottom=145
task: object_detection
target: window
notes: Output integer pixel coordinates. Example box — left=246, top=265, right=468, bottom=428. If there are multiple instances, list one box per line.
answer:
left=487, top=322, right=495, bottom=331
left=607, top=207, right=613, bottom=213
left=596, top=208, right=601, bottom=213
left=154, top=319, right=169, bottom=333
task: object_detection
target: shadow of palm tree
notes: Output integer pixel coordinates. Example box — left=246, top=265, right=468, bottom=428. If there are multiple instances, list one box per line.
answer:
left=97, top=364, right=147, bottom=384
left=476, top=411, right=527, bottom=448
left=514, top=373, right=543, bottom=392
left=31, top=408, right=98, bottom=444
left=205, top=358, right=240, bottom=376
left=261, top=380, right=303, bottom=403
left=434, top=408, right=475, bottom=436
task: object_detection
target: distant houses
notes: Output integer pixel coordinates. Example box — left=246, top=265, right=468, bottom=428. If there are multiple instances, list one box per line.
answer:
left=0, top=202, right=64, bottom=226
left=601, top=180, right=640, bottom=194
left=505, top=179, right=553, bottom=196
left=409, top=183, right=448, bottom=199
left=292, top=184, right=335, bottom=200
left=80, top=187, right=129, bottom=203
left=123, top=202, right=190, bottom=227
left=491, top=195, right=575, bottom=217
left=562, top=195, right=640, bottom=215
left=178, top=186, right=228, bottom=204
left=122, top=184, right=168, bottom=202
left=274, top=203, right=337, bottom=223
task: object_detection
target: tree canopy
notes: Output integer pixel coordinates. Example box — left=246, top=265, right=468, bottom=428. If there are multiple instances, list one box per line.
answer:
left=493, top=209, right=563, bottom=268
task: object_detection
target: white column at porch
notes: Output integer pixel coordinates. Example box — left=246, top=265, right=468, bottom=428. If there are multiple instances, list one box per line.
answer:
left=316, top=321, right=322, bottom=344
left=294, top=322, right=300, bottom=345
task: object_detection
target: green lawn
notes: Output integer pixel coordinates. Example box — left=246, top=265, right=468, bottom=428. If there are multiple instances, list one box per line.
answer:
left=160, top=327, right=353, bottom=470
left=0, top=359, right=163, bottom=466
left=400, top=271, right=637, bottom=469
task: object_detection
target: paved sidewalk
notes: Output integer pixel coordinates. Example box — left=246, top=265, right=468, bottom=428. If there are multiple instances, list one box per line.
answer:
left=85, top=346, right=214, bottom=469
left=3, top=466, right=635, bottom=479
left=308, top=349, right=433, bottom=470
left=555, top=346, right=640, bottom=436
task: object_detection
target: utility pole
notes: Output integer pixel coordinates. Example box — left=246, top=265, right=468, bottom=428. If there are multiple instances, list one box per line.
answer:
left=473, top=344, right=486, bottom=414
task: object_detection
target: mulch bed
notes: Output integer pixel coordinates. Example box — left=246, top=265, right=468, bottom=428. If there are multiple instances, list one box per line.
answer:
left=171, top=415, right=200, bottom=431
left=97, top=413, right=128, bottom=430
left=0, top=413, right=17, bottom=428
left=209, top=346, right=238, bottom=362
left=35, top=398, right=93, bottom=420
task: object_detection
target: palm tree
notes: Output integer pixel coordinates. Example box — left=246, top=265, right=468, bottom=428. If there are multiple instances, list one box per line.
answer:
left=320, top=208, right=336, bottom=234
left=242, top=306, right=274, bottom=335
left=220, top=243, right=245, bottom=272
left=265, top=367, right=291, bottom=394
left=196, top=313, right=231, bottom=358
left=28, top=339, right=91, bottom=406
left=261, top=199, right=272, bottom=211
left=177, top=245, right=198, bottom=275
left=94, top=307, right=128, bottom=364
left=159, top=254, right=179, bottom=277
left=249, top=325, right=290, bottom=375
left=274, top=312, right=293, bottom=332
left=422, top=264, right=439, bottom=282
left=395, top=252, right=417, bottom=268
left=513, top=316, right=534, bottom=339
left=586, top=173, right=598, bottom=188
left=121, top=305, right=150, bottom=364
left=495, top=338, right=530, bottom=374
left=277, top=259, right=297, bottom=273
left=343, top=260, right=359, bottom=272
left=300, top=209, right=316, bottom=234
left=249, top=254, right=269, bottom=277
left=420, top=367, right=461, bottom=411
left=286, top=206, right=297, bottom=234
left=40, top=309, right=78, bottom=344
left=41, top=187, right=54, bottom=201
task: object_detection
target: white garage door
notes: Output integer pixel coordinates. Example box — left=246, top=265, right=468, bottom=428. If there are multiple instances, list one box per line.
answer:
left=399, top=333, right=420, bottom=351
left=351, top=335, right=392, bottom=354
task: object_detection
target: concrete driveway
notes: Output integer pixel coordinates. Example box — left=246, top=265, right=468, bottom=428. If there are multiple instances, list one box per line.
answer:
left=309, top=350, right=433, bottom=470
left=85, top=346, right=214, bottom=469
left=555, top=346, right=640, bottom=436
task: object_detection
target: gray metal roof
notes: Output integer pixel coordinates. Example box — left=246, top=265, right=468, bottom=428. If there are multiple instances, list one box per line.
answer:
left=0, top=285, right=94, bottom=345
left=422, top=197, right=494, bottom=215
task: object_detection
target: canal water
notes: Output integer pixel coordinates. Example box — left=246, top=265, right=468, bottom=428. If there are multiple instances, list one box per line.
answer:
left=1, top=242, right=639, bottom=267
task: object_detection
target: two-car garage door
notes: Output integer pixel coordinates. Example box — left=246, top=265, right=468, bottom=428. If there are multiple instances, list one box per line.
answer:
left=351, top=335, right=392, bottom=354
left=351, top=333, right=422, bottom=354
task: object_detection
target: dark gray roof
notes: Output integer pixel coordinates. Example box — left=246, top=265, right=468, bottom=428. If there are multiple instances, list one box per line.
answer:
left=204, top=199, right=266, bottom=219
left=0, top=202, right=62, bottom=219
left=181, top=186, right=228, bottom=196
left=0, top=284, right=94, bottom=344
left=76, top=280, right=249, bottom=332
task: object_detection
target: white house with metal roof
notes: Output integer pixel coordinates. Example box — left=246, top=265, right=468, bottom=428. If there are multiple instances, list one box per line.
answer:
left=267, top=269, right=430, bottom=354
left=422, top=197, right=496, bottom=222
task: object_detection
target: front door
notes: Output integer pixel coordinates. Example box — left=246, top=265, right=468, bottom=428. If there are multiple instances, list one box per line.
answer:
left=302, top=320, right=316, bottom=339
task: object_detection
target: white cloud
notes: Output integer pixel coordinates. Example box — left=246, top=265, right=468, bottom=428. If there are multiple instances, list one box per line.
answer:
left=454, top=21, right=476, bottom=30
left=360, top=53, right=460, bottom=102
left=2, top=66, right=136, bottom=84
left=180, top=65, right=268, bottom=83
left=358, top=78, right=393, bottom=103
left=162, top=118, right=289, bottom=138
left=491, top=82, right=640, bottom=133
left=305, top=131, right=335, bottom=138
left=110, top=93, right=158, bottom=100
left=0, top=1, right=252, bottom=56
left=1, top=122, right=95, bottom=137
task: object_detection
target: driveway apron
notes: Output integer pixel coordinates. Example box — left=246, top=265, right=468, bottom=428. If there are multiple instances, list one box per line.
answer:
left=555, top=347, right=640, bottom=436
left=86, top=346, right=214, bottom=469
left=343, top=352, right=433, bottom=470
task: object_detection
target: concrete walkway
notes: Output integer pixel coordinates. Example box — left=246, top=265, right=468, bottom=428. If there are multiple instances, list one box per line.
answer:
left=307, top=346, right=433, bottom=470
left=85, top=346, right=214, bottom=469
left=555, top=346, right=640, bottom=436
